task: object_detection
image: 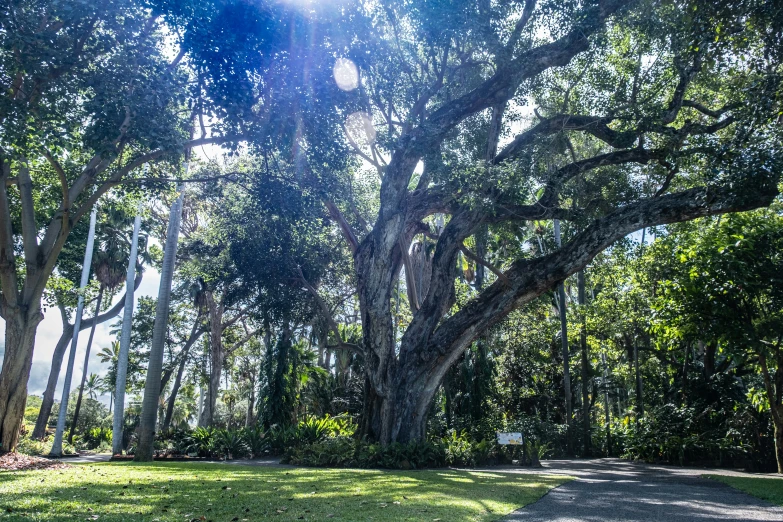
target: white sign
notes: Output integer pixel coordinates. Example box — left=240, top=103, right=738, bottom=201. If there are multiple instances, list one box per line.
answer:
left=497, top=432, right=524, bottom=445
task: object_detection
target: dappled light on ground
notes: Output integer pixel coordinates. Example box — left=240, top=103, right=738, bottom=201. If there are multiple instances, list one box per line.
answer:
left=0, top=463, right=567, bottom=521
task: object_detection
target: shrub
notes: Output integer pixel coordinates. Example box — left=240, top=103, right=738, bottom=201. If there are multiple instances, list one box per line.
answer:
left=285, top=437, right=446, bottom=469
left=242, top=427, right=269, bottom=458
left=443, top=430, right=474, bottom=466
left=16, top=434, right=77, bottom=456
left=213, top=428, right=249, bottom=460
left=81, top=427, right=112, bottom=450
left=189, top=427, right=217, bottom=457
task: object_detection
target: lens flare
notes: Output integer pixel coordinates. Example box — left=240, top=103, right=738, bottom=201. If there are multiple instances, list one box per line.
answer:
left=333, top=58, right=359, bottom=91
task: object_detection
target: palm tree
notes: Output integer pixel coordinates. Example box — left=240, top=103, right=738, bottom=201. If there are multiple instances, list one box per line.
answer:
left=50, top=208, right=98, bottom=457
left=69, top=208, right=130, bottom=443
left=85, top=374, right=100, bottom=400
left=98, top=341, right=122, bottom=414
left=98, top=340, right=121, bottom=368
left=136, top=180, right=186, bottom=461
left=113, top=201, right=144, bottom=455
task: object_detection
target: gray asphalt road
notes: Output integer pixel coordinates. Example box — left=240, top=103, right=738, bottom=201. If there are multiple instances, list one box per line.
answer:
left=501, top=459, right=783, bottom=522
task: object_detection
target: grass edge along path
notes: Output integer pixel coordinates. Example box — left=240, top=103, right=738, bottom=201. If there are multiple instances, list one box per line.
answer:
left=0, top=462, right=570, bottom=521
left=704, top=474, right=783, bottom=506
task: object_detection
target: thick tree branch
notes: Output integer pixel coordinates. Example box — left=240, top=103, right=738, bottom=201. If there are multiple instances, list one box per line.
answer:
left=504, top=0, right=537, bottom=56
left=459, top=244, right=510, bottom=285
left=17, top=164, right=41, bottom=269
left=325, top=200, right=359, bottom=254
left=495, top=114, right=635, bottom=163
left=42, top=149, right=69, bottom=210
left=418, top=0, right=631, bottom=151
left=539, top=147, right=670, bottom=207
left=429, top=181, right=779, bottom=365
left=400, top=210, right=479, bottom=356
left=682, top=100, right=737, bottom=119
left=0, top=160, right=19, bottom=308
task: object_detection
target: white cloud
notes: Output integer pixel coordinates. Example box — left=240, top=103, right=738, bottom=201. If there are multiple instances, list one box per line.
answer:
left=0, top=266, right=161, bottom=407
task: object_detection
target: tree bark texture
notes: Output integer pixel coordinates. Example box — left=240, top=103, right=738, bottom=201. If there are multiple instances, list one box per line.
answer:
left=355, top=184, right=777, bottom=444
left=0, top=314, right=41, bottom=452
left=135, top=185, right=184, bottom=461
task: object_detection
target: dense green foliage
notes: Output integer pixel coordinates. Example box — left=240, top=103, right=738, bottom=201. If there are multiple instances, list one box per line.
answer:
left=2, top=0, right=782, bottom=477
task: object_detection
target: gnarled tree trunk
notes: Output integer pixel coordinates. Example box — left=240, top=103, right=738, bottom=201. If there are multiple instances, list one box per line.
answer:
left=0, top=313, right=42, bottom=452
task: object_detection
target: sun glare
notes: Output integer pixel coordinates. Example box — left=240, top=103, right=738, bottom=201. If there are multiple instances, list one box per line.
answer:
left=333, top=57, right=359, bottom=91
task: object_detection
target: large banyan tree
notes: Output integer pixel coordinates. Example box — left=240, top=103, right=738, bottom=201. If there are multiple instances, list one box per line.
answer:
left=306, top=0, right=782, bottom=443
left=1, top=0, right=780, bottom=451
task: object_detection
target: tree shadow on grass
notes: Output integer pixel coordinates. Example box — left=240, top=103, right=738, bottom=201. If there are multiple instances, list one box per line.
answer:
left=0, top=463, right=567, bottom=522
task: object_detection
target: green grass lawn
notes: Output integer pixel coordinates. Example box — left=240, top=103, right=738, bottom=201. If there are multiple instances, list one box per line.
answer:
left=0, top=462, right=569, bottom=521
left=705, top=475, right=783, bottom=506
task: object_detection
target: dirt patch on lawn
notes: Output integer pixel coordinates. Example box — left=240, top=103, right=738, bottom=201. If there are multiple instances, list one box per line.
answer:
left=0, top=452, right=72, bottom=472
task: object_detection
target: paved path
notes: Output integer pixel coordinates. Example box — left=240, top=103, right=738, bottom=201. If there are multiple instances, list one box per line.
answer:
left=64, top=454, right=111, bottom=464
left=498, top=459, right=783, bottom=521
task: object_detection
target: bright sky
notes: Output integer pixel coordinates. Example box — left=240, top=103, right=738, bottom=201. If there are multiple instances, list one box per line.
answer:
left=0, top=267, right=163, bottom=406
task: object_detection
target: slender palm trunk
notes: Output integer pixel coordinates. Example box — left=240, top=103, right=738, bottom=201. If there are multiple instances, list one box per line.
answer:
left=36, top=273, right=142, bottom=440
left=50, top=208, right=98, bottom=457
left=112, top=203, right=142, bottom=455
left=162, top=320, right=203, bottom=431
left=68, top=286, right=104, bottom=443
left=578, top=270, right=590, bottom=456
left=135, top=184, right=184, bottom=461
left=601, top=352, right=612, bottom=456
left=554, top=219, right=572, bottom=453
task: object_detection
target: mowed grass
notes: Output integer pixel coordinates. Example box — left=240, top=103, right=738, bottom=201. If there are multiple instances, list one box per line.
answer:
left=705, top=474, right=783, bottom=506
left=0, top=462, right=569, bottom=521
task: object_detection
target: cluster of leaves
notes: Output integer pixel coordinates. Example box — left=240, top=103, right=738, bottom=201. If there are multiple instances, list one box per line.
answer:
left=151, top=414, right=358, bottom=460
left=286, top=427, right=530, bottom=469
left=15, top=434, right=76, bottom=456
left=284, top=437, right=447, bottom=469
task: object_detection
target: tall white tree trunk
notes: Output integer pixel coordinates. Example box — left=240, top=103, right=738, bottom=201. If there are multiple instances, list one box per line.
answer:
left=135, top=179, right=185, bottom=461
left=68, top=286, right=104, bottom=443
left=554, top=219, right=572, bottom=453
left=50, top=208, right=97, bottom=457
left=112, top=201, right=143, bottom=455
